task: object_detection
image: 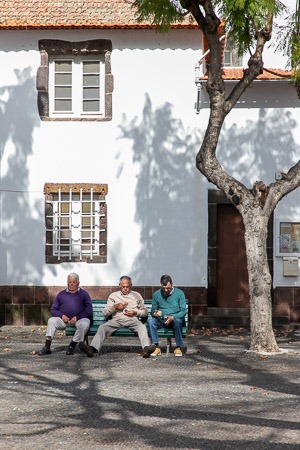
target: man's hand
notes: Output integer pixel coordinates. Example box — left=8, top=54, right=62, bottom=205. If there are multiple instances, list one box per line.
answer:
left=164, top=315, right=174, bottom=325
left=153, top=310, right=162, bottom=318
left=115, top=302, right=128, bottom=311
left=123, top=309, right=137, bottom=317
left=61, top=314, right=70, bottom=323
left=68, top=316, right=77, bottom=326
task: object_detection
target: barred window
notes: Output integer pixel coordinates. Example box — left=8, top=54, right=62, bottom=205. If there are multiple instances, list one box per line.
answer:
left=44, top=184, right=108, bottom=264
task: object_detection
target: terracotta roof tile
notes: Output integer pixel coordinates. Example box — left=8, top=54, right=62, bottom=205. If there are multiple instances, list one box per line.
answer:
left=0, top=0, right=197, bottom=29
left=201, top=68, right=293, bottom=81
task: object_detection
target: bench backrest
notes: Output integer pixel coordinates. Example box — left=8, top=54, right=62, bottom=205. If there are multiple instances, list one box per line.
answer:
left=91, top=299, right=189, bottom=328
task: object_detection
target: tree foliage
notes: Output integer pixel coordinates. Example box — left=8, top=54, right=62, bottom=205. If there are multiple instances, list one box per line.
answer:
left=132, top=0, right=187, bottom=32
left=275, top=0, right=300, bottom=90
left=133, top=1, right=296, bottom=67
left=213, top=0, right=283, bottom=54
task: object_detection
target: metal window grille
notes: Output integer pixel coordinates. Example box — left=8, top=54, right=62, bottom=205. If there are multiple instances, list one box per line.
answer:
left=46, top=188, right=106, bottom=261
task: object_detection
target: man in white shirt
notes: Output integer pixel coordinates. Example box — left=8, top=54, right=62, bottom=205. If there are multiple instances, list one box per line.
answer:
left=79, top=275, right=155, bottom=358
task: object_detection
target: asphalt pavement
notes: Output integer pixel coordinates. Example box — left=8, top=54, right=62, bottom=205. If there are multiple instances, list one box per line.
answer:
left=0, top=325, right=300, bottom=450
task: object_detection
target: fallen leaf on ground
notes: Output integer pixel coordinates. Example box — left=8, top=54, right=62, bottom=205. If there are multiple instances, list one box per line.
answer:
left=220, top=329, right=228, bottom=335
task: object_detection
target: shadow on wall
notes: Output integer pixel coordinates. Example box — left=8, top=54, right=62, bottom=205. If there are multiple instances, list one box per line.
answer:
left=218, top=108, right=299, bottom=185
left=0, top=67, right=44, bottom=284
left=118, top=96, right=300, bottom=285
left=119, top=94, right=203, bottom=284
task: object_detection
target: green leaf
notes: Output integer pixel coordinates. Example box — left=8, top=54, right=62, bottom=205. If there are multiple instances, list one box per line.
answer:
left=133, top=0, right=186, bottom=32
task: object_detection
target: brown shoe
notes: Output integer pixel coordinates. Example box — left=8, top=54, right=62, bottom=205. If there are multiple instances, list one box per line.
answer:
left=141, top=344, right=156, bottom=358
left=79, top=341, right=95, bottom=357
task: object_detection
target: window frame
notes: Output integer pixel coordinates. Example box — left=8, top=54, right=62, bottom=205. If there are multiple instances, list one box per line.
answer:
left=37, top=39, right=113, bottom=121
left=223, top=37, right=243, bottom=68
left=44, top=183, right=108, bottom=264
left=275, top=218, right=300, bottom=257
left=49, top=55, right=105, bottom=118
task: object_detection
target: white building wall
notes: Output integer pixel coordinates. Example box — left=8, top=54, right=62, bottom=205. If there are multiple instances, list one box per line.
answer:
left=0, top=29, right=208, bottom=287
left=200, top=76, right=300, bottom=288
left=219, top=105, right=300, bottom=287
left=0, top=28, right=299, bottom=289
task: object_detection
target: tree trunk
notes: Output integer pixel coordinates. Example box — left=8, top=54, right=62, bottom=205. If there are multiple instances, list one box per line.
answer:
left=295, top=80, right=300, bottom=101
left=192, top=1, right=300, bottom=353
left=243, top=211, right=279, bottom=352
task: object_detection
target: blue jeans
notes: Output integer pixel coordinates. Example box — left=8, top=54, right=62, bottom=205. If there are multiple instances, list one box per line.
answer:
left=147, top=317, right=184, bottom=348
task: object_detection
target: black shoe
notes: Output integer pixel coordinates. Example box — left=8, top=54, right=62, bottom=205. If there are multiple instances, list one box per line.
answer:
left=78, top=341, right=95, bottom=357
left=141, top=344, right=156, bottom=358
left=38, top=346, right=51, bottom=356
left=66, top=345, right=75, bottom=355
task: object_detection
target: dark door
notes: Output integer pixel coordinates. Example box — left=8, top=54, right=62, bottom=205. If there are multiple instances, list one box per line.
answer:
left=217, top=204, right=250, bottom=307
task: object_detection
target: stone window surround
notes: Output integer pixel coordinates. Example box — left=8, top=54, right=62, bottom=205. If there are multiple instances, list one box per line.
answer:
left=44, top=183, right=108, bottom=264
left=37, top=39, right=113, bottom=121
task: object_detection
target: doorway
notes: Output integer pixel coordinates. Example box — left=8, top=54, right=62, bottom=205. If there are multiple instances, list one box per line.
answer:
left=207, top=190, right=273, bottom=309
left=217, top=204, right=249, bottom=307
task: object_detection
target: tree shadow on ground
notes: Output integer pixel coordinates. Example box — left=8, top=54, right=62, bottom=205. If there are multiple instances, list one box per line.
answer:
left=0, top=336, right=299, bottom=449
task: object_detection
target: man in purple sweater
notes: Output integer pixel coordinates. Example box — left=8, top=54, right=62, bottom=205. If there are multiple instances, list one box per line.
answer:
left=38, top=273, right=93, bottom=356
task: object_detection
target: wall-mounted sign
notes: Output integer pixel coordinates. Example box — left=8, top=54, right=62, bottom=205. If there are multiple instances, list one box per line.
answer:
left=275, top=219, right=300, bottom=256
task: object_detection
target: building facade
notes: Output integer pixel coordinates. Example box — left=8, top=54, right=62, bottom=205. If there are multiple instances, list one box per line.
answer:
left=0, top=0, right=299, bottom=328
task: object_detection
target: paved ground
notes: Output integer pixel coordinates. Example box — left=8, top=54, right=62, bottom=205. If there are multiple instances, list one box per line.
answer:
left=0, top=325, right=300, bottom=450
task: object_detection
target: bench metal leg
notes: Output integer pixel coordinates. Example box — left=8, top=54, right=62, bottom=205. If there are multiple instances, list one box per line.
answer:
left=166, top=337, right=171, bottom=355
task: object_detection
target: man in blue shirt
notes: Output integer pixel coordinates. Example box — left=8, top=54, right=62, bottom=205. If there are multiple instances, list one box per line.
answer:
left=148, top=274, right=187, bottom=357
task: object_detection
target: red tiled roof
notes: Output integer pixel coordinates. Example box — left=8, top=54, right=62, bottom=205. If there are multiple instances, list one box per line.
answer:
left=201, top=68, right=293, bottom=81
left=0, top=0, right=198, bottom=30
left=224, top=68, right=293, bottom=80
left=202, top=23, right=292, bottom=81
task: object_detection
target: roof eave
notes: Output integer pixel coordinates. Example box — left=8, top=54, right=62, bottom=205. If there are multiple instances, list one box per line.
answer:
left=0, top=23, right=199, bottom=31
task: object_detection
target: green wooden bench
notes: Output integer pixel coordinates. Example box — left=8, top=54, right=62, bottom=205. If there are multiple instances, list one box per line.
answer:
left=66, top=299, right=189, bottom=353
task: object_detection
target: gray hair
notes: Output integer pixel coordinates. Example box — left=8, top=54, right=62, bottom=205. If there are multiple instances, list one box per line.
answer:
left=119, top=275, right=132, bottom=285
left=68, top=272, right=79, bottom=281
